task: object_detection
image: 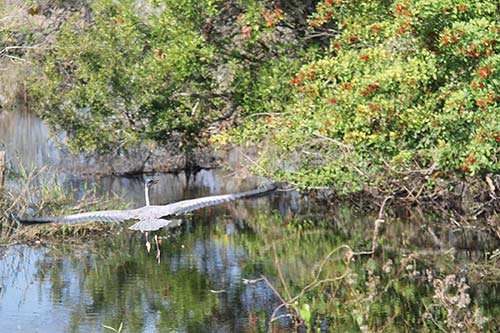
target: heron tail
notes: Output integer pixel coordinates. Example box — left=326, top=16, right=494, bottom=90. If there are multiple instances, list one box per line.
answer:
left=16, top=216, right=59, bottom=225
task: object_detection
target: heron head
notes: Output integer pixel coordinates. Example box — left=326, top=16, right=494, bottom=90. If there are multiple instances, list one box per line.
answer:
left=147, top=179, right=160, bottom=188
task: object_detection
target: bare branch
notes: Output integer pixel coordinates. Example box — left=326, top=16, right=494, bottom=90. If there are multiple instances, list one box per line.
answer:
left=273, top=242, right=292, bottom=300
left=171, top=92, right=230, bottom=99
left=245, top=112, right=288, bottom=119
left=312, top=131, right=354, bottom=151
left=0, top=44, right=46, bottom=54
left=211, top=100, right=237, bottom=122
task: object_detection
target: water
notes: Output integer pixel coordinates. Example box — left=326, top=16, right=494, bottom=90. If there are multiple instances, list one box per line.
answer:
left=0, top=107, right=61, bottom=171
left=2, top=108, right=500, bottom=332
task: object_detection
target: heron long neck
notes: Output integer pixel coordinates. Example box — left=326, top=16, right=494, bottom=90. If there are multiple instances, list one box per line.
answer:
left=145, top=183, right=151, bottom=206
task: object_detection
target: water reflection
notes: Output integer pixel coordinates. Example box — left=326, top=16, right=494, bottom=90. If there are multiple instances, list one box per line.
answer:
left=0, top=107, right=61, bottom=171
left=4, top=183, right=500, bottom=332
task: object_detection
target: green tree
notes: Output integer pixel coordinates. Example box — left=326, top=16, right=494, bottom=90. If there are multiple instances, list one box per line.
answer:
left=30, top=0, right=221, bottom=153
left=29, top=0, right=308, bottom=155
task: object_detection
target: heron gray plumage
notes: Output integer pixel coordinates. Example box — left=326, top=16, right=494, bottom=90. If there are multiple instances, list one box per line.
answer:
left=17, top=182, right=279, bottom=232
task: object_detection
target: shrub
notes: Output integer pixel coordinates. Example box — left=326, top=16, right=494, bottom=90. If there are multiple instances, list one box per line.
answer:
left=228, top=0, right=500, bottom=193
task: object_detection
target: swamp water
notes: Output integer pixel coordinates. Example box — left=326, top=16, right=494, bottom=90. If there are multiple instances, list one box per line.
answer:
left=1, top=109, right=500, bottom=332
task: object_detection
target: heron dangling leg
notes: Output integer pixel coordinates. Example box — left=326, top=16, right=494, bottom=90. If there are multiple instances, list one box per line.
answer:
left=154, top=234, right=161, bottom=262
left=145, top=231, right=152, bottom=253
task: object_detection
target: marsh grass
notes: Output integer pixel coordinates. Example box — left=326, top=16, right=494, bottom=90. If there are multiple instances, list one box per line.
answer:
left=0, top=164, right=129, bottom=244
left=12, top=221, right=125, bottom=244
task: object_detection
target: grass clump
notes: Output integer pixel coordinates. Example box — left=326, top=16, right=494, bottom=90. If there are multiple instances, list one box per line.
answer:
left=0, top=165, right=129, bottom=244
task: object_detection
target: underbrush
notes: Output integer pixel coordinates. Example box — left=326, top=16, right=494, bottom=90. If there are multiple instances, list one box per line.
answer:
left=302, top=169, right=500, bottom=230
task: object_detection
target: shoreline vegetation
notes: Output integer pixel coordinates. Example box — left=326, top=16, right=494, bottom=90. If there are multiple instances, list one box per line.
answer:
left=0, top=163, right=129, bottom=244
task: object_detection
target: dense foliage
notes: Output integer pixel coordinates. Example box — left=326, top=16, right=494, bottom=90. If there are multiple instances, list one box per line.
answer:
left=20, top=0, right=500, bottom=193
left=29, top=0, right=222, bottom=152
left=223, top=0, right=500, bottom=193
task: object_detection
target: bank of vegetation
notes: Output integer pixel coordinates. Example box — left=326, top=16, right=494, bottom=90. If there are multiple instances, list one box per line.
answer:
left=2, top=0, right=500, bottom=214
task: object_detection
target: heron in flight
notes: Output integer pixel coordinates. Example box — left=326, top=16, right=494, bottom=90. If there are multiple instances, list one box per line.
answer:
left=143, top=178, right=161, bottom=255
left=18, top=180, right=278, bottom=257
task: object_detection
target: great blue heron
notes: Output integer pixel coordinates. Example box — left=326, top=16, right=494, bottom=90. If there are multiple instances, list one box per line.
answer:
left=18, top=181, right=278, bottom=257
left=143, top=178, right=160, bottom=255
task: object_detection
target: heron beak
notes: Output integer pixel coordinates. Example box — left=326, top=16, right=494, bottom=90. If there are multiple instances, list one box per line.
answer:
left=148, top=179, right=160, bottom=186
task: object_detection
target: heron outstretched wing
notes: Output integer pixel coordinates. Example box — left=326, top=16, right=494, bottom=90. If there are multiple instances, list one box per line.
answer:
left=17, top=184, right=279, bottom=230
left=151, top=185, right=278, bottom=218
left=17, top=209, right=135, bottom=225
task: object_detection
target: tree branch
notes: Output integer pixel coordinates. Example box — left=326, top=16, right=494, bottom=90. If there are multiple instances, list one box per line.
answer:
left=170, top=92, right=230, bottom=100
